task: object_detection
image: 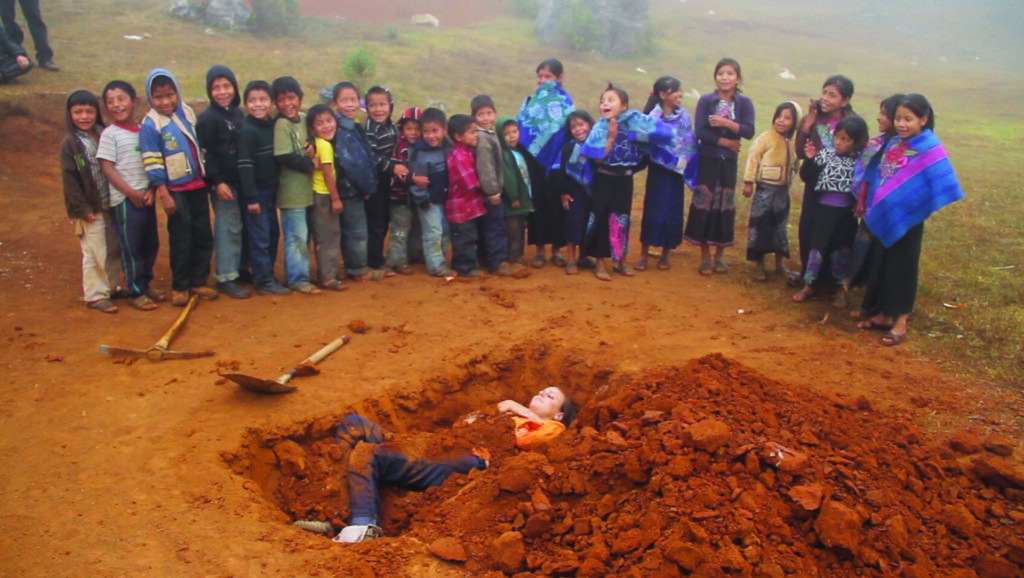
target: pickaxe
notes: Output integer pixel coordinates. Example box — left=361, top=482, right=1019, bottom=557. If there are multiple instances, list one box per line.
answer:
left=100, top=295, right=215, bottom=362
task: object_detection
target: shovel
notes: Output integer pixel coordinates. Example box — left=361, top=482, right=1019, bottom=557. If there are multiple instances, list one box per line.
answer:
left=222, top=335, right=350, bottom=394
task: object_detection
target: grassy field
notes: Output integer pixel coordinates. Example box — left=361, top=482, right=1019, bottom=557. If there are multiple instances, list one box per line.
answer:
left=4, top=0, right=1022, bottom=384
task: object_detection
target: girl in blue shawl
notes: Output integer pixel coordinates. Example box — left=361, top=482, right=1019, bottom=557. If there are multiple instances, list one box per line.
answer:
left=517, top=58, right=574, bottom=268
left=856, top=94, right=964, bottom=346
left=580, top=83, right=673, bottom=281
left=636, top=76, right=698, bottom=271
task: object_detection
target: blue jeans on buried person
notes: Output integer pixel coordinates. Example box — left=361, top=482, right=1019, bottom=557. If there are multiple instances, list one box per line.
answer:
left=280, top=207, right=311, bottom=287
left=211, top=185, right=245, bottom=283
left=336, top=414, right=486, bottom=526
left=243, top=186, right=280, bottom=286
left=339, top=195, right=368, bottom=277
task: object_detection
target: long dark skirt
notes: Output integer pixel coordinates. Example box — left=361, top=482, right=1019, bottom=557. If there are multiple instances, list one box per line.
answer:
left=860, top=223, right=924, bottom=318
left=683, top=155, right=736, bottom=247
left=802, top=203, right=857, bottom=286
left=640, top=163, right=685, bottom=249
left=563, top=180, right=591, bottom=246
left=745, top=182, right=791, bottom=261
left=797, top=161, right=822, bottom=279
left=583, top=172, right=632, bottom=261
left=527, top=173, right=566, bottom=248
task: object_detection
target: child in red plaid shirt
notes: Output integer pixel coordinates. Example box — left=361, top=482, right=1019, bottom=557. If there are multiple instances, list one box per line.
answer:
left=446, top=114, right=487, bottom=276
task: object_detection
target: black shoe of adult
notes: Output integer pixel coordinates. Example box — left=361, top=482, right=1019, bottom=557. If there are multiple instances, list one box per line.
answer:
left=217, top=280, right=252, bottom=299
left=39, top=60, right=60, bottom=72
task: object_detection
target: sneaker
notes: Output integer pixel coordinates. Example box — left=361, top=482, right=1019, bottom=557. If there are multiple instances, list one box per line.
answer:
left=294, top=520, right=335, bottom=536
left=257, top=280, right=291, bottom=296
left=463, top=269, right=482, bottom=278
left=333, top=524, right=381, bottom=543
left=171, top=291, right=190, bottom=307
left=190, top=286, right=219, bottom=300
left=39, top=59, right=60, bottom=72
left=492, top=262, right=515, bottom=276
left=217, top=281, right=252, bottom=299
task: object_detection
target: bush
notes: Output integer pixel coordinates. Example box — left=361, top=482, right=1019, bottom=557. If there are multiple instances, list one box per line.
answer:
left=560, top=0, right=605, bottom=53
left=250, top=0, right=298, bottom=36
left=342, top=45, right=376, bottom=87
left=508, top=0, right=540, bottom=18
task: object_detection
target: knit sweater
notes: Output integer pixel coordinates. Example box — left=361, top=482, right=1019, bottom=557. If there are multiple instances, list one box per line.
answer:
left=743, top=129, right=799, bottom=186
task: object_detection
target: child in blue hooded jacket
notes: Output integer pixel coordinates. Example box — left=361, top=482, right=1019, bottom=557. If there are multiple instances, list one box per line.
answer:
left=140, top=68, right=217, bottom=306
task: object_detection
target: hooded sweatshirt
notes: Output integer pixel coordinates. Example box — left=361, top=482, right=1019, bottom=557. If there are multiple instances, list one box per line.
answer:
left=140, top=68, right=206, bottom=191
left=60, top=90, right=109, bottom=218
left=497, top=115, right=536, bottom=217
left=196, top=64, right=244, bottom=189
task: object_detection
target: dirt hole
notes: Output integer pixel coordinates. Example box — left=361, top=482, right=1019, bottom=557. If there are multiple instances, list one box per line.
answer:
left=223, top=348, right=1024, bottom=576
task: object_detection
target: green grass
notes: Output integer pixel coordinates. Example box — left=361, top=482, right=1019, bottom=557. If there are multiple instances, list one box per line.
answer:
left=5, top=0, right=1022, bottom=384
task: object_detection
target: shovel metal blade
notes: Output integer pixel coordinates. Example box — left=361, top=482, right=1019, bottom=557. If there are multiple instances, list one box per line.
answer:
left=221, top=373, right=297, bottom=394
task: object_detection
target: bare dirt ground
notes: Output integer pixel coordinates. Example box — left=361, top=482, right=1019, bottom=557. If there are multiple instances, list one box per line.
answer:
left=2, top=97, right=1024, bottom=576
left=300, top=0, right=504, bottom=27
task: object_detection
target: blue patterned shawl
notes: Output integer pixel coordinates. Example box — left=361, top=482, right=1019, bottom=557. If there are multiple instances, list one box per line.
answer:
left=579, top=109, right=673, bottom=167
left=864, top=129, right=964, bottom=247
left=648, top=104, right=698, bottom=189
left=565, top=140, right=593, bottom=186
left=517, top=81, right=575, bottom=171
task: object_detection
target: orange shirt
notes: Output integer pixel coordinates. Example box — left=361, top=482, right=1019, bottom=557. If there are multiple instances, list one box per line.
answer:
left=513, top=417, right=566, bottom=450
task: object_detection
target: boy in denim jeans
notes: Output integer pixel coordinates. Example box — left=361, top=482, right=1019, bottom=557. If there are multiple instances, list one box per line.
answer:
left=409, top=108, right=454, bottom=276
left=271, top=76, right=320, bottom=295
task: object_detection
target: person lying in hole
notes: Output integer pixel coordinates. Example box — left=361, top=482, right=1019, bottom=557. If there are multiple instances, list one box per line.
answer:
left=297, top=386, right=576, bottom=543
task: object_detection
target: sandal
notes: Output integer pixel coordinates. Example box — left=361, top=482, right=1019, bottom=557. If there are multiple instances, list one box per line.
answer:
left=752, top=267, right=768, bottom=282
left=111, top=287, right=131, bottom=300
left=594, top=268, right=612, bottom=281
left=322, top=279, right=348, bottom=292
left=613, top=262, right=635, bottom=277
left=566, top=262, right=579, bottom=275
left=396, top=265, right=413, bottom=276
left=292, top=283, right=322, bottom=295
left=658, top=258, right=671, bottom=271
left=130, top=294, right=158, bottom=311
left=832, top=292, right=848, bottom=309
left=858, top=319, right=894, bottom=332
left=88, top=299, right=119, bottom=314
left=145, top=287, right=169, bottom=303
left=714, top=260, right=729, bottom=274
left=881, top=331, right=908, bottom=347
left=530, top=254, right=547, bottom=269
left=433, top=269, right=457, bottom=278
left=698, top=262, right=714, bottom=276
left=551, top=254, right=568, bottom=267
left=785, top=271, right=803, bottom=288
left=792, top=286, right=814, bottom=303
left=634, top=257, right=648, bottom=271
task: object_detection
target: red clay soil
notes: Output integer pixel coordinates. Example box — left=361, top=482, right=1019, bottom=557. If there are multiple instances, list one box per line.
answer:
left=2, top=96, right=1024, bottom=576
left=299, top=0, right=504, bottom=27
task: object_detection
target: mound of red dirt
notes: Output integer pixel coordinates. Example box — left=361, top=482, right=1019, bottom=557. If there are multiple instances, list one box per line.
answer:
left=300, top=0, right=504, bottom=27
left=227, top=352, right=1024, bottom=576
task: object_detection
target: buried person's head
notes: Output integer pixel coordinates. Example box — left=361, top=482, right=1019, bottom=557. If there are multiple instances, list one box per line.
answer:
left=527, top=386, right=576, bottom=427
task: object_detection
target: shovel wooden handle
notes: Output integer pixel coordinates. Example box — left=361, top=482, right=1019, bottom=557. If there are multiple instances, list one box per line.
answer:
left=276, top=335, right=350, bottom=386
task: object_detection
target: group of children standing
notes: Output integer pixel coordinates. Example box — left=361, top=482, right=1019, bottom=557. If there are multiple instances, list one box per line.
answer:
left=61, top=57, right=962, bottom=349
